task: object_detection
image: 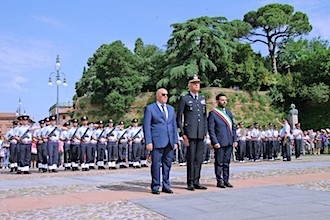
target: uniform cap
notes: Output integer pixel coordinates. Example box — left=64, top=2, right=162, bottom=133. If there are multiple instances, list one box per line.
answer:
left=20, top=115, right=30, bottom=121
left=63, top=122, right=70, bottom=126
left=81, top=116, right=88, bottom=121
left=118, top=121, right=124, bottom=125
left=98, top=120, right=104, bottom=124
left=132, top=118, right=138, bottom=123
left=49, top=115, right=56, bottom=121
left=108, top=119, right=114, bottom=123
left=254, top=122, right=259, bottom=126
left=71, top=118, right=78, bottom=123
left=12, top=121, right=18, bottom=125
left=38, top=120, right=45, bottom=124
left=268, top=122, right=273, bottom=126
left=44, top=117, right=50, bottom=122
left=188, top=74, right=200, bottom=83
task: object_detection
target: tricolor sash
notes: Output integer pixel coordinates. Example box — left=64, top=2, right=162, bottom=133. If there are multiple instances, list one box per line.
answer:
left=213, top=107, right=233, bottom=136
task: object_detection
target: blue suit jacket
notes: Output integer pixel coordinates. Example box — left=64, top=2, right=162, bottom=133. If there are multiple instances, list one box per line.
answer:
left=207, top=109, right=238, bottom=147
left=143, top=102, right=179, bottom=148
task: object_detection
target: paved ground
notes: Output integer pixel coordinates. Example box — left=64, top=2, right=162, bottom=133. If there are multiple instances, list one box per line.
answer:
left=1, top=155, right=330, bottom=219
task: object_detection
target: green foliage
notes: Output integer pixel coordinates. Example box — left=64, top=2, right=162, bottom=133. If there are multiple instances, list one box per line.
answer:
left=243, top=3, right=312, bottom=73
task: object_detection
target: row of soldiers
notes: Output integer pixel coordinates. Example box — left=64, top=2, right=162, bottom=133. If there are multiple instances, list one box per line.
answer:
left=235, top=119, right=303, bottom=162
left=4, top=115, right=146, bottom=174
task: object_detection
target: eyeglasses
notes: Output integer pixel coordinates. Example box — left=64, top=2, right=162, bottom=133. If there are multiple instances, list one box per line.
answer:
left=161, top=94, right=168, bottom=97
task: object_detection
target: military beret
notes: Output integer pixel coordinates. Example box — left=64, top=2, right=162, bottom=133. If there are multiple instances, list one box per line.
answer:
left=118, top=121, right=124, bottom=125
left=132, top=118, right=138, bottom=123
left=81, top=116, right=88, bottom=121
left=188, top=74, right=200, bottom=83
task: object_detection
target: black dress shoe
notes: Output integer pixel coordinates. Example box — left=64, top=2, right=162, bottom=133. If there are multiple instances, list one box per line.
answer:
left=187, top=185, right=195, bottom=191
left=23, top=171, right=31, bottom=174
left=162, top=188, right=174, bottom=194
left=224, top=182, right=233, bottom=188
left=151, top=190, right=160, bottom=195
left=217, top=182, right=226, bottom=188
left=193, top=184, right=207, bottom=190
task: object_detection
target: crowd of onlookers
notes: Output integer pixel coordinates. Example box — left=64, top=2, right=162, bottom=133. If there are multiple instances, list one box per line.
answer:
left=301, top=129, right=330, bottom=155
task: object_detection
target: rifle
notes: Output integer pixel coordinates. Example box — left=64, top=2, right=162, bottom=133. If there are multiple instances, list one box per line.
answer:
left=106, top=127, right=116, bottom=137
left=47, top=126, right=58, bottom=138
left=97, top=129, right=105, bottom=140
left=70, top=127, right=79, bottom=141
left=132, top=127, right=142, bottom=139
left=20, top=128, right=31, bottom=140
left=81, top=127, right=89, bottom=140
left=118, top=129, right=128, bottom=142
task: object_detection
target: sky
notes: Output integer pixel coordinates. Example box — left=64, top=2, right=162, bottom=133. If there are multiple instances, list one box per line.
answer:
left=0, top=0, right=329, bottom=122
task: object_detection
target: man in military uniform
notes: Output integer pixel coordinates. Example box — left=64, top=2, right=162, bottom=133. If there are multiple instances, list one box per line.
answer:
left=15, top=115, right=35, bottom=174
left=236, top=122, right=246, bottom=162
left=88, top=122, right=97, bottom=169
left=129, top=118, right=144, bottom=168
left=5, top=120, right=19, bottom=172
left=60, top=121, right=71, bottom=170
left=33, top=119, right=44, bottom=171
left=93, top=120, right=107, bottom=169
left=117, top=121, right=129, bottom=168
left=177, top=75, right=208, bottom=191
left=69, top=118, right=80, bottom=171
left=105, top=119, right=118, bottom=169
left=77, top=116, right=93, bottom=171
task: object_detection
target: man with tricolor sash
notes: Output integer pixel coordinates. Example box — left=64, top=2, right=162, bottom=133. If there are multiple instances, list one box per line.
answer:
left=208, top=93, right=238, bottom=188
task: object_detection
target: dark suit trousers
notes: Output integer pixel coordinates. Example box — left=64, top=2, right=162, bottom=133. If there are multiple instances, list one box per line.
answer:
left=186, top=139, right=204, bottom=186
left=214, top=145, right=233, bottom=183
left=150, top=144, right=173, bottom=191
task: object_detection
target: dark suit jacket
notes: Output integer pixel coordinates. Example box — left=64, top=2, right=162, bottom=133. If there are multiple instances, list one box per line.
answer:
left=143, top=102, right=179, bottom=148
left=207, top=108, right=238, bottom=147
left=177, top=93, right=207, bottom=139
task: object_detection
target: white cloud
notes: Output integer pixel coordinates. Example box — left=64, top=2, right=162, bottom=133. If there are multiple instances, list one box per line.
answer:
left=30, top=14, right=65, bottom=29
left=0, top=33, right=54, bottom=91
left=1, top=75, right=30, bottom=91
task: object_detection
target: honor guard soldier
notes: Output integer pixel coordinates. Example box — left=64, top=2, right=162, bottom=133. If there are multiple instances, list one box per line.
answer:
left=61, top=122, right=71, bottom=170
left=88, top=122, right=97, bottom=169
left=39, top=117, right=50, bottom=172
left=251, top=122, right=261, bottom=162
left=5, top=120, right=19, bottom=172
left=15, top=115, right=35, bottom=174
left=77, top=116, right=93, bottom=171
left=117, top=121, right=129, bottom=168
left=273, top=125, right=280, bottom=160
left=266, top=123, right=275, bottom=161
left=105, top=119, right=118, bottom=169
left=69, top=118, right=80, bottom=171
left=177, top=75, right=208, bottom=191
left=33, top=119, right=45, bottom=171
left=129, top=118, right=144, bottom=168
left=93, top=120, right=107, bottom=169
left=236, top=122, right=247, bottom=162
left=261, top=125, right=268, bottom=160
left=44, top=116, right=65, bottom=172
left=277, top=118, right=291, bottom=161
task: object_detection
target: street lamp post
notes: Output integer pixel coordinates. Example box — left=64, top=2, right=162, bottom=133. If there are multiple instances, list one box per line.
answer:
left=48, top=55, right=67, bottom=125
left=15, top=97, right=26, bottom=116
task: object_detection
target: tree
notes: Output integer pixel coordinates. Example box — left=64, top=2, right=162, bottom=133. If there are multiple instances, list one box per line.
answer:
left=75, top=41, right=145, bottom=119
left=134, top=38, right=165, bottom=92
left=157, top=16, right=250, bottom=103
left=243, top=3, right=312, bottom=73
left=276, top=38, right=330, bottom=103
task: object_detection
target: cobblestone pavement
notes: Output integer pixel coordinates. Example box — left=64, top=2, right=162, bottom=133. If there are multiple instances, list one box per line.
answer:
left=1, top=156, right=330, bottom=219
left=0, top=201, right=168, bottom=220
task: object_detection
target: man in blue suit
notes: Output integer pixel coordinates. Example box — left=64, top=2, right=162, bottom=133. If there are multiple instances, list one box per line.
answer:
left=143, top=88, right=179, bottom=195
left=208, top=93, right=238, bottom=188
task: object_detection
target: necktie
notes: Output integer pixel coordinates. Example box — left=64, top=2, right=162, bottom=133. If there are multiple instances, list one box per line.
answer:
left=161, top=104, right=167, bottom=120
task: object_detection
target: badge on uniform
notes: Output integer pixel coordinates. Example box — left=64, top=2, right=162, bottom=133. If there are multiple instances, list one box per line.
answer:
left=188, top=101, right=193, bottom=104
left=200, top=99, right=206, bottom=105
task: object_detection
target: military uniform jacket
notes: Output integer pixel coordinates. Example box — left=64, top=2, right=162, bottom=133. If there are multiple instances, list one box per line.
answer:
left=177, top=92, right=207, bottom=139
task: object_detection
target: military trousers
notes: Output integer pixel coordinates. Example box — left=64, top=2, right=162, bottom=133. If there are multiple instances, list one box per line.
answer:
left=9, top=143, right=18, bottom=165
left=118, top=142, right=127, bottom=162
left=63, top=142, right=71, bottom=164
left=132, top=142, right=142, bottom=162
left=107, top=142, right=118, bottom=162
left=186, top=139, right=204, bottom=186
left=96, top=143, right=106, bottom=163
left=70, top=144, right=80, bottom=164
left=179, top=140, right=187, bottom=163
left=19, top=143, right=31, bottom=169
left=47, top=141, right=59, bottom=168
left=294, top=139, right=302, bottom=158
left=238, top=140, right=246, bottom=161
